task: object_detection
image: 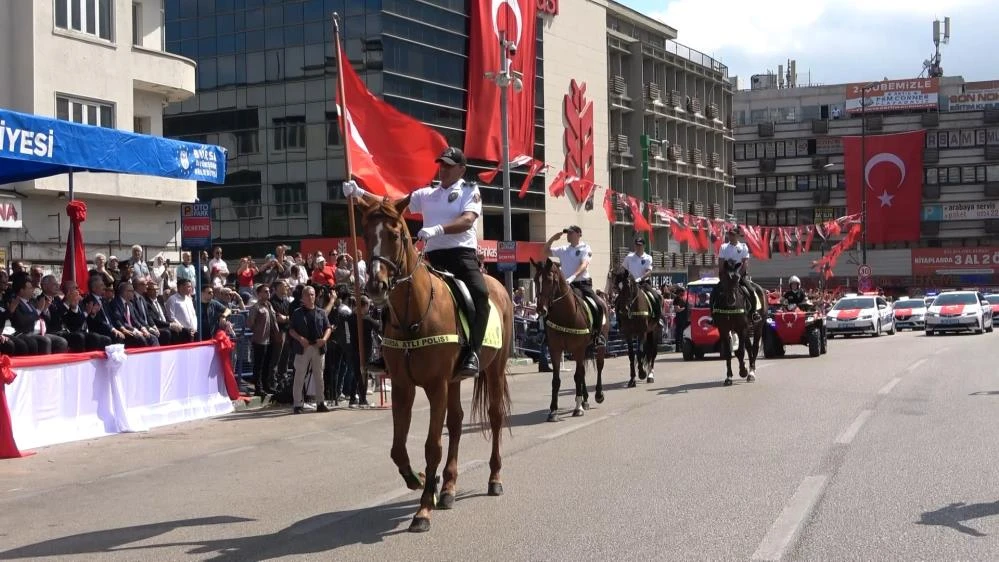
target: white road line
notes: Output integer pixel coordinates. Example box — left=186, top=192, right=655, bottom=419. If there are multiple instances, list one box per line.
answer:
left=540, top=413, right=615, bottom=440
left=103, top=465, right=161, bottom=480
left=835, top=410, right=873, bottom=445
left=905, top=358, right=928, bottom=373
left=288, top=458, right=487, bottom=536
left=206, top=445, right=256, bottom=458
left=287, top=431, right=324, bottom=440
left=878, top=377, right=902, bottom=395
left=752, top=475, right=829, bottom=561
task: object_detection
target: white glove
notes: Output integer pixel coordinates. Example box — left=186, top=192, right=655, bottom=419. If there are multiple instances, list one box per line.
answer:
left=342, top=180, right=368, bottom=199
left=566, top=274, right=576, bottom=284
left=417, top=225, right=445, bottom=241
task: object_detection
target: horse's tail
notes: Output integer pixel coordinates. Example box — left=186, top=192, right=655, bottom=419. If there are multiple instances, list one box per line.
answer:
left=471, top=317, right=513, bottom=440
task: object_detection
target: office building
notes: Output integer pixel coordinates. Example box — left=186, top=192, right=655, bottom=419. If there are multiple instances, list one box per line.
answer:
left=0, top=0, right=196, bottom=264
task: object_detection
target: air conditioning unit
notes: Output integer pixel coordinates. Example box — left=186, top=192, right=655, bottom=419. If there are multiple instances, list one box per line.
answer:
left=706, top=103, right=719, bottom=119
left=646, top=82, right=661, bottom=103
left=671, top=198, right=684, bottom=212
left=611, top=75, right=626, bottom=95
left=689, top=148, right=703, bottom=166
left=648, top=142, right=662, bottom=158
left=709, top=152, right=721, bottom=168
left=669, top=90, right=682, bottom=109
left=690, top=202, right=704, bottom=216
left=710, top=203, right=721, bottom=219
left=616, top=134, right=631, bottom=154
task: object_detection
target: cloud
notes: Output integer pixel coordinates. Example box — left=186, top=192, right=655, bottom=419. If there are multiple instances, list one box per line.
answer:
left=632, top=0, right=994, bottom=84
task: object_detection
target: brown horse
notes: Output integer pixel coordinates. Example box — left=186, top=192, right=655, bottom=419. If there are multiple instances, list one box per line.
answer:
left=712, top=261, right=765, bottom=386
left=531, top=258, right=607, bottom=423
left=610, top=270, right=662, bottom=386
left=359, top=197, right=513, bottom=533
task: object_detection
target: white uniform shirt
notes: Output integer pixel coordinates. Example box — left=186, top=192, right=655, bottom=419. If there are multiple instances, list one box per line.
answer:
left=408, top=179, right=482, bottom=253
left=622, top=251, right=653, bottom=281
left=165, top=293, right=198, bottom=331
left=719, top=241, right=749, bottom=265
left=550, top=242, right=592, bottom=281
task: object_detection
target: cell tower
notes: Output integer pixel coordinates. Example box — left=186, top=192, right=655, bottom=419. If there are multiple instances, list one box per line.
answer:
left=924, top=17, right=950, bottom=78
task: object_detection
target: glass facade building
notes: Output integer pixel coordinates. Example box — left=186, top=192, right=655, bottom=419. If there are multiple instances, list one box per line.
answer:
left=164, top=0, right=546, bottom=255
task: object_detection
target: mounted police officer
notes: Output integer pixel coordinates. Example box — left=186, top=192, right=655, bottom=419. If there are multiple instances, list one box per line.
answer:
left=342, top=146, right=487, bottom=379
left=717, top=226, right=761, bottom=323
left=621, top=237, right=662, bottom=322
left=545, top=225, right=606, bottom=346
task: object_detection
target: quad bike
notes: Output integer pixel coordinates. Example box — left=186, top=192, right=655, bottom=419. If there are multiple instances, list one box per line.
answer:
left=763, top=303, right=828, bottom=358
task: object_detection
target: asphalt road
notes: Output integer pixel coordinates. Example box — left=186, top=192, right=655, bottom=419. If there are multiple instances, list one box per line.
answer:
left=2, top=328, right=998, bottom=561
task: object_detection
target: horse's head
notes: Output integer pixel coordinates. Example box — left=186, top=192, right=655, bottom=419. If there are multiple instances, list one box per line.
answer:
left=358, top=195, right=416, bottom=306
left=612, top=268, right=637, bottom=310
left=531, top=257, right=566, bottom=317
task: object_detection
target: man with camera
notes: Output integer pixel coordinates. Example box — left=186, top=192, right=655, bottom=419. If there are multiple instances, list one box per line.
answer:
left=544, top=225, right=606, bottom=346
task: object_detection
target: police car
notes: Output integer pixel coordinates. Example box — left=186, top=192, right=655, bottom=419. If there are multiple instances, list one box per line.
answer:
left=925, top=291, right=993, bottom=335
left=826, top=295, right=895, bottom=337
left=892, top=298, right=928, bottom=331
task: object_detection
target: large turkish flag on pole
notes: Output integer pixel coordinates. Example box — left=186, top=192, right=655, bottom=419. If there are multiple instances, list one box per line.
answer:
left=465, top=0, right=538, bottom=163
left=844, top=130, right=925, bottom=243
left=336, top=41, right=447, bottom=198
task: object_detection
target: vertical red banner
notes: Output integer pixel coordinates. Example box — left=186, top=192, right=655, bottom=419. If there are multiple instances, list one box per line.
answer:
left=844, top=130, right=925, bottom=243
left=465, top=0, right=538, bottom=163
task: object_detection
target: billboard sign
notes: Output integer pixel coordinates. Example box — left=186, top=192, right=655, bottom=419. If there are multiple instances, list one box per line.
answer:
left=948, top=88, right=999, bottom=112
left=845, top=78, right=939, bottom=114
left=922, top=201, right=999, bottom=222
left=180, top=202, right=212, bottom=250
left=912, top=247, right=999, bottom=276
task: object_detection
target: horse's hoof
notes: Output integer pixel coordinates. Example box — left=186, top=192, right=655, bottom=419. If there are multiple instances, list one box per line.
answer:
left=488, top=481, right=504, bottom=496
left=627, top=379, right=637, bottom=388
left=547, top=411, right=559, bottom=422
left=638, top=371, right=647, bottom=380
left=572, top=407, right=584, bottom=417
left=647, top=374, right=655, bottom=384
left=438, top=492, right=455, bottom=510
left=582, top=401, right=591, bottom=411
left=739, top=371, right=749, bottom=379
left=409, top=516, right=431, bottom=533
left=747, top=374, right=756, bottom=382
left=401, top=470, right=425, bottom=491
left=723, top=378, right=733, bottom=387
left=595, top=392, right=605, bottom=404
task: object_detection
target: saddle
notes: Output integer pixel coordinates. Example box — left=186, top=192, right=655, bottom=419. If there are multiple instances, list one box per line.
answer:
left=569, top=286, right=602, bottom=330
left=430, top=268, right=476, bottom=341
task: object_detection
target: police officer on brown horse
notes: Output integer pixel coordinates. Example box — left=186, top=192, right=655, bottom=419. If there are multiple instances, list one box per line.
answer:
left=343, top=146, right=488, bottom=378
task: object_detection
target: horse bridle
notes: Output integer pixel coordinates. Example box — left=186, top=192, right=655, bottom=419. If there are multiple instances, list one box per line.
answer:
left=369, top=221, right=434, bottom=334
left=537, top=265, right=571, bottom=311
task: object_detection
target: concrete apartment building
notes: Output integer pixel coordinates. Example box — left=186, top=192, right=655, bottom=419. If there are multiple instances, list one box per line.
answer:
left=733, top=74, right=999, bottom=290
left=163, top=0, right=731, bottom=286
left=0, top=0, right=196, bottom=265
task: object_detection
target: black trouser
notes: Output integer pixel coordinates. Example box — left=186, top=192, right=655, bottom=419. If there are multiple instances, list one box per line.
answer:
left=0, top=336, right=26, bottom=356
left=57, top=330, right=87, bottom=353
left=86, top=332, right=113, bottom=351
left=252, top=343, right=272, bottom=393
left=570, top=278, right=604, bottom=339
left=17, top=334, right=68, bottom=355
left=426, top=247, right=490, bottom=355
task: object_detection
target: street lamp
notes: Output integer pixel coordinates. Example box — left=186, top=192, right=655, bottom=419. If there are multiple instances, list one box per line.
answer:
left=484, top=32, right=524, bottom=295
left=859, top=81, right=879, bottom=266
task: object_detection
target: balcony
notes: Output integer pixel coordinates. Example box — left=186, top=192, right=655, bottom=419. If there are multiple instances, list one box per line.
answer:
left=131, top=46, right=196, bottom=103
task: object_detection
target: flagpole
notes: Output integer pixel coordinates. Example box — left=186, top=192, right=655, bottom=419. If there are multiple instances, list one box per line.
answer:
left=332, top=13, right=369, bottom=387
left=498, top=30, right=515, bottom=295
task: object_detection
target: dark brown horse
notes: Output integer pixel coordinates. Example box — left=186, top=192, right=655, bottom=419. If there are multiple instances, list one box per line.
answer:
left=712, top=261, right=765, bottom=386
left=611, top=270, right=662, bottom=386
left=531, top=258, right=607, bottom=422
left=359, top=197, right=513, bottom=533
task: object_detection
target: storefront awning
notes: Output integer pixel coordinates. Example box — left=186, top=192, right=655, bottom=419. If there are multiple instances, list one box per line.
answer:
left=0, top=107, right=227, bottom=186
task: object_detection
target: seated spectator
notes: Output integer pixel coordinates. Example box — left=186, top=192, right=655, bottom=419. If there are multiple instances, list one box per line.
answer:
left=143, top=280, right=174, bottom=346
left=85, top=274, right=128, bottom=346
left=61, top=282, right=113, bottom=351
left=165, top=278, right=198, bottom=343
left=108, top=281, right=158, bottom=348
left=131, top=277, right=167, bottom=346
left=8, top=278, right=68, bottom=355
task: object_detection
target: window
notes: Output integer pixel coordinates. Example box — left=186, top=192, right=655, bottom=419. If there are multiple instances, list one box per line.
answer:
left=325, top=112, right=340, bottom=146
left=272, top=117, right=305, bottom=151
left=273, top=183, right=307, bottom=217
left=235, top=131, right=259, bottom=154
left=56, top=95, right=114, bottom=128
left=132, top=2, right=141, bottom=45
left=55, top=0, right=113, bottom=41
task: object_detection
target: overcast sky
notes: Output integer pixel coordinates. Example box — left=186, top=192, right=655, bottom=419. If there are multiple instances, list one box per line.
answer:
left=620, top=0, right=999, bottom=87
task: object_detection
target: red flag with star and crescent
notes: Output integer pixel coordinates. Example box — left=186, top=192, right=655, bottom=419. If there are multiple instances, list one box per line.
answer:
left=844, top=130, right=925, bottom=243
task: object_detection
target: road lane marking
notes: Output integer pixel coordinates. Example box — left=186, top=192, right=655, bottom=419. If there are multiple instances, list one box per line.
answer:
left=206, top=445, right=256, bottom=458
left=878, top=378, right=902, bottom=395
left=752, top=475, right=829, bottom=561
left=287, top=431, right=325, bottom=440
left=540, top=412, right=618, bottom=440
left=103, top=465, right=161, bottom=480
left=933, top=347, right=950, bottom=355
left=905, top=358, right=928, bottom=373
left=835, top=410, right=873, bottom=445
left=288, top=458, right=487, bottom=536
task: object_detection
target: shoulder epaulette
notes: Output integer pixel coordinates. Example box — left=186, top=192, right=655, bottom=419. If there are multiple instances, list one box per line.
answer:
left=463, top=181, right=478, bottom=189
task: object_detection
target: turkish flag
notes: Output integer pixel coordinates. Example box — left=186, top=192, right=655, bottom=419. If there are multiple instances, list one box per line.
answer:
left=336, top=41, right=447, bottom=198
left=465, top=0, right=538, bottom=163
left=844, top=130, right=925, bottom=243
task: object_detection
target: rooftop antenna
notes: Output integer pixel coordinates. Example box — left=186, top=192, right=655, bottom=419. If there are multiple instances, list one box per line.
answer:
left=924, top=17, right=949, bottom=78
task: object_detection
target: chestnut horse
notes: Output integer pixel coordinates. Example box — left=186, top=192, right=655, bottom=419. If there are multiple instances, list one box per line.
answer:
left=610, top=270, right=662, bottom=386
left=531, top=258, right=607, bottom=422
left=359, top=197, right=513, bottom=533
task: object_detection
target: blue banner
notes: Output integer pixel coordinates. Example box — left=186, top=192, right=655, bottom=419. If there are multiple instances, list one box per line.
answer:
left=0, top=107, right=226, bottom=185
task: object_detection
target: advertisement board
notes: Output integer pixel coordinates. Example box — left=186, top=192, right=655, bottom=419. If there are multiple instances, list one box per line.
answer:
left=844, top=78, right=939, bottom=114
left=912, top=247, right=999, bottom=275
left=948, top=89, right=999, bottom=112
left=180, top=202, right=212, bottom=250
left=923, top=201, right=999, bottom=222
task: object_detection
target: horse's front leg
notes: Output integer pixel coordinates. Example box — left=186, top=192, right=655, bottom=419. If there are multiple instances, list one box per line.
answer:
left=644, top=329, right=657, bottom=384
left=548, top=342, right=562, bottom=422
left=390, top=378, right=422, bottom=490
left=594, top=338, right=606, bottom=404
left=747, top=324, right=760, bottom=381
left=573, top=358, right=586, bottom=417
left=626, top=338, right=637, bottom=388
left=722, top=331, right=734, bottom=386
left=736, top=329, right=749, bottom=379
left=410, top=381, right=448, bottom=533
left=438, top=379, right=464, bottom=510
